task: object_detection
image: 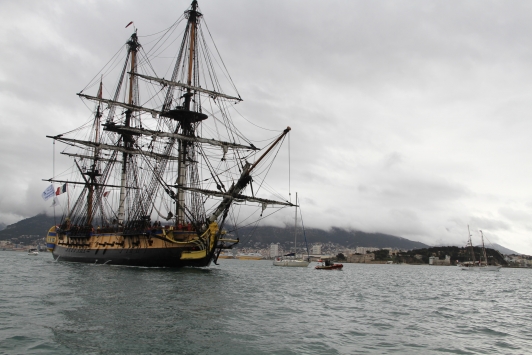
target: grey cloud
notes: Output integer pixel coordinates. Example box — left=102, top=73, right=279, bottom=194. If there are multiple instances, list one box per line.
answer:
left=1, top=0, right=532, bottom=254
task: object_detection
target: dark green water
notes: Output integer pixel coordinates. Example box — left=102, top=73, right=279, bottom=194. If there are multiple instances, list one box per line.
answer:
left=1, top=251, right=531, bottom=354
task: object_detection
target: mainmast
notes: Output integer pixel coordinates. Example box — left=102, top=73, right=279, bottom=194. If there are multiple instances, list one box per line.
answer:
left=294, top=192, right=298, bottom=256
left=94, top=80, right=103, bottom=161
left=177, top=0, right=201, bottom=226
left=118, top=31, right=139, bottom=225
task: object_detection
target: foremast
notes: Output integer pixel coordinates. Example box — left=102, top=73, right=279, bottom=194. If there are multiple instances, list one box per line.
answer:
left=86, top=80, right=104, bottom=226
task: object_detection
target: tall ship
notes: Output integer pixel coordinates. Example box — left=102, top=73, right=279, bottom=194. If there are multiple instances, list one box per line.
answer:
left=459, top=226, right=501, bottom=271
left=44, top=1, right=295, bottom=267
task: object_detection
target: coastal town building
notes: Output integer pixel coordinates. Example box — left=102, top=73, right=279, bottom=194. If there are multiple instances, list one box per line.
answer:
left=311, top=244, right=322, bottom=255
left=269, top=243, right=280, bottom=258
left=505, top=255, right=532, bottom=267
left=347, top=253, right=375, bottom=263
left=429, top=255, right=451, bottom=266
left=355, top=247, right=379, bottom=254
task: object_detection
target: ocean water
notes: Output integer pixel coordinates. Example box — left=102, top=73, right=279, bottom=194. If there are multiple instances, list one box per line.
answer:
left=1, top=251, right=531, bottom=354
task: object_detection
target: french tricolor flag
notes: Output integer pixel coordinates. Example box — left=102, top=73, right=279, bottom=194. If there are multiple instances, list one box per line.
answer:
left=56, top=183, right=67, bottom=196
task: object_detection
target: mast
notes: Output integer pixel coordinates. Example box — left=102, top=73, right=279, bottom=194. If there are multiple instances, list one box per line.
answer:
left=294, top=192, right=298, bottom=257
left=480, top=230, right=488, bottom=266
left=467, top=225, right=476, bottom=265
left=94, top=79, right=103, bottom=163
left=177, top=0, right=200, bottom=226
left=85, top=79, right=104, bottom=226
left=118, top=31, right=139, bottom=225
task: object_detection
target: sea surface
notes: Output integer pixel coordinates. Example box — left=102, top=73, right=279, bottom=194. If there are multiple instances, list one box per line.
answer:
left=1, top=251, right=531, bottom=354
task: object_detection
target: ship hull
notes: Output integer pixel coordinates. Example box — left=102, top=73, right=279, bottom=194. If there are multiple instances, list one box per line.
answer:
left=52, top=244, right=212, bottom=268
left=47, top=225, right=219, bottom=268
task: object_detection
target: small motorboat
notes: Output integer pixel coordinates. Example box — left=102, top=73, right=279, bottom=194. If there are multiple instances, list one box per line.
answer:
left=28, top=248, right=39, bottom=255
left=315, top=259, right=343, bottom=270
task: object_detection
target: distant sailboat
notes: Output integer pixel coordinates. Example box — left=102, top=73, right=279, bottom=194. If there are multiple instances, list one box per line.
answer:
left=273, top=193, right=310, bottom=267
left=459, top=226, right=501, bottom=271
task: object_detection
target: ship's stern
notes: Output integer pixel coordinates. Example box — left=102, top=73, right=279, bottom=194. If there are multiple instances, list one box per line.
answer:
left=46, top=226, right=58, bottom=252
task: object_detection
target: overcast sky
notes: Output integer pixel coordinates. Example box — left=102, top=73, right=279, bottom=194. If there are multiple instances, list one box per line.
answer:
left=1, top=0, right=531, bottom=254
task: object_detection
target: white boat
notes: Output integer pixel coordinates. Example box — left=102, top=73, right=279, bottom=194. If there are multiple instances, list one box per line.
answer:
left=460, top=227, right=501, bottom=272
left=460, top=264, right=501, bottom=271
left=28, top=249, right=39, bottom=255
left=273, top=257, right=309, bottom=267
left=273, top=193, right=310, bottom=267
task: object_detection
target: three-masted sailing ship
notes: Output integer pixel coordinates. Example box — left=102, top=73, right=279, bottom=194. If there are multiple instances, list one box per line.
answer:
left=44, top=1, right=295, bottom=267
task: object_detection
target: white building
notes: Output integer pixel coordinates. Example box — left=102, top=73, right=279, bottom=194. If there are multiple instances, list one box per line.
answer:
left=355, top=247, right=380, bottom=255
left=311, top=244, right=322, bottom=255
left=270, top=243, right=280, bottom=258
left=429, top=255, right=450, bottom=265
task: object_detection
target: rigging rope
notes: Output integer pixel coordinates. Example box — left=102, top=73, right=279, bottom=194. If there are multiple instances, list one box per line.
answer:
left=201, top=13, right=240, bottom=99
left=288, top=132, right=291, bottom=203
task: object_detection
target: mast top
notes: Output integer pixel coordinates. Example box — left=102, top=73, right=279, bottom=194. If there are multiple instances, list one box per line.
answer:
left=126, top=31, right=140, bottom=51
left=185, top=1, right=202, bottom=20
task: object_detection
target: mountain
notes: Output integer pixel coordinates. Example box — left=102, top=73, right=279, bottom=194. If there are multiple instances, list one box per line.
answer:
left=230, top=226, right=429, bottom=250
left=4, top=214, right=523, bottom=255
left=487, top=243, right=519, bottom=255
left=0, top=214, right=428, bottom=250
left=0, top=214, right=57, bottom=240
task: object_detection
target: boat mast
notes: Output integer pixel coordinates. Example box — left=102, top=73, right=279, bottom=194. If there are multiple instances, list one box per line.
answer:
left=118, top=31, right=139, bottom=225
left=294, top=192, right=298, bottom=257
left=94, top=79, right=103, bottom=163
left=467, top=225, right=476, bottom=265
left=480, top=230, right=488, bottom=266
left=86, top=79, right=104, bottom=226
left=177, top=0, right=200, bottom=226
